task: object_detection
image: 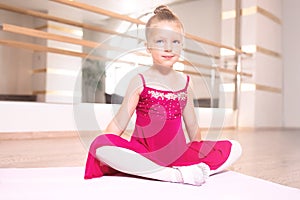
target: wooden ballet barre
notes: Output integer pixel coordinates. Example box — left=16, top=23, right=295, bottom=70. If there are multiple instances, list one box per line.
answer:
left=0, top=39, right=104, bottom=60
left=0, top=24, right=173, bottom=67
left=50, top=0, right=144, bottom=25
left=179, top=60, right=252, bottom=77
left=0, top=23, right=150, bottom=60
left=217, top=66, right=252, bottom=77
left=0, top=23, right=252, bottom=77
left=0, top=18, right=251, bottom=77
left=184, top=33, right=251, bottom=56
left=0, top=3, right=140, bottom=41
left=0, top=3, right=222, bottom=60
left=255, top=84, right=282, bottom=93
left=1, top=23, right=99, bottom=48
left=1, top=22, right=221, bottom=62
left=0, top=34, right=251, bottom=78
left=182, top=70, right=219, bottom=78
left=0, top=23, right=125, bottom=52
left=50, top=0, right=252, bottom=56
left=0, top=38, right=251, bottom=79
left=183, top=48, right=221, bottom=60
left=0, top=39, right=145, bottom=67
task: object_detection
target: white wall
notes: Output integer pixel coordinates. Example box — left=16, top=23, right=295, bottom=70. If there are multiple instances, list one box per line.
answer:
left=0, top=101, right=235, bottom=132
left=282, top=0, right=300, bottom=127
left=253, top=1, right=283, bottom=128
left=171, top=0, right=221, bottom=42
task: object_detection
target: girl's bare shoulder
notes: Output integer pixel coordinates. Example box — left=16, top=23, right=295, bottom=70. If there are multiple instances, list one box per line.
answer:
left=127, top=74, right=144, bottom=94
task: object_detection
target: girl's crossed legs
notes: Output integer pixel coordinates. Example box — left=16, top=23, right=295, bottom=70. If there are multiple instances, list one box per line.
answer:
left=96, top=140, right=242, bottom=186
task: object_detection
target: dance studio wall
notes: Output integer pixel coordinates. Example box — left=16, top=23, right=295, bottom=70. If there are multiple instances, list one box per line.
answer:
left=0, top=10, right=34, bottom=95
left=282, top=0, right=300, bottom=128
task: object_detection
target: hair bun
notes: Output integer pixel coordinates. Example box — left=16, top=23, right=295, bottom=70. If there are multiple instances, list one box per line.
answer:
left=154, top=5, right=172, bottom=15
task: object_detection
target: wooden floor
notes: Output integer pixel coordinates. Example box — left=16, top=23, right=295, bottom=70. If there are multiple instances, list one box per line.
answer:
left=0, top=128, right=299, bottom=189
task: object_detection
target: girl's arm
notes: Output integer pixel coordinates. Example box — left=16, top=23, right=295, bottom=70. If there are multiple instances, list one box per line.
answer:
left=104, top=75, right=142, bottom=136
left=182, top=83, right=202, bottom=141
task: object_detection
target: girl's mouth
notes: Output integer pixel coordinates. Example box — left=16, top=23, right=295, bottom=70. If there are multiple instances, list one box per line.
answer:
left=162, top=55, right=174, bottom=59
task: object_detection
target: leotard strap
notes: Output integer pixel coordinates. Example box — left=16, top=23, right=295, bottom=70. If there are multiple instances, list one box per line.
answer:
left=139, top=73, right=146, bottom=87
left=184, top=75, right=190, bottom=90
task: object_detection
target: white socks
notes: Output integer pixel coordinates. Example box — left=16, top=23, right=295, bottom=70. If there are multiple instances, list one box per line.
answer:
left=173, top=163, right=210, bottom=186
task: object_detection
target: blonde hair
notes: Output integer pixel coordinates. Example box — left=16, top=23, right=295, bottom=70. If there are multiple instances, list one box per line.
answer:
left=145, top=5, right=184, bottom=39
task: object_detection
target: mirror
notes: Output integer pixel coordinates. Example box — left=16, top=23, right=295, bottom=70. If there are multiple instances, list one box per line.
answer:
left=0, top=0, right=240, bottom=109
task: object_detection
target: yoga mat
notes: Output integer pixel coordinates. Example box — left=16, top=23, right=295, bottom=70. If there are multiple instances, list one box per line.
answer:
left=1, top=167, right=299, bottom=200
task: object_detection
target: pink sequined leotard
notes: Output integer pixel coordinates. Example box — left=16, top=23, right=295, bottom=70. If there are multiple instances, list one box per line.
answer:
left=84, top=74, right=232, bottom=179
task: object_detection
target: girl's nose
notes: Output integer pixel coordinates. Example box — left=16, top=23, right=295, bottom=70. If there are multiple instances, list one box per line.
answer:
left=164, top=42, right=172, bottom=52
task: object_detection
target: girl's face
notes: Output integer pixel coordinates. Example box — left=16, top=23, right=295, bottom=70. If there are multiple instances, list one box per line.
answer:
left=146, top=21, right=183, bottom=69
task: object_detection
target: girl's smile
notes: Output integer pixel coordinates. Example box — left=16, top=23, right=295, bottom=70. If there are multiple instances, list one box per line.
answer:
left=162, top=55, right=175, bottom=60
left=146, top=21, right=184, bottom=68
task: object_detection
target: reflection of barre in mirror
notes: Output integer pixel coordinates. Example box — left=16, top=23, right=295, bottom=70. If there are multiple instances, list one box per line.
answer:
left=84, top=5, right=242, bottom=186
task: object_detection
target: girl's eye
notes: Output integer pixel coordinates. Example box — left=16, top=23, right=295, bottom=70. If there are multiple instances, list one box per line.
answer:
left=173, top=40, right=181, bottom=45
left=155, top=40, right=164, bottom=46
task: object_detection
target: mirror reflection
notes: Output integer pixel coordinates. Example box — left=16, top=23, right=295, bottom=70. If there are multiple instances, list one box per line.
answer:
left=0, top=0, right=246, bottom=109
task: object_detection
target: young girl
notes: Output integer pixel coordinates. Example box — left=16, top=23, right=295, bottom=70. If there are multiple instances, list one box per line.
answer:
left=84, top=5, right=242, bottom=186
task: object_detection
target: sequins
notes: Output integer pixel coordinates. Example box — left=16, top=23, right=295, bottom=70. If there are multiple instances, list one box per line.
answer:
left=177, top=92, right=187, bottom=101
left=136, top=87, right=188, bottom=120
left=148, top=90, right=164, bottom=99
left=148, top=90, right=187, bottom=101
